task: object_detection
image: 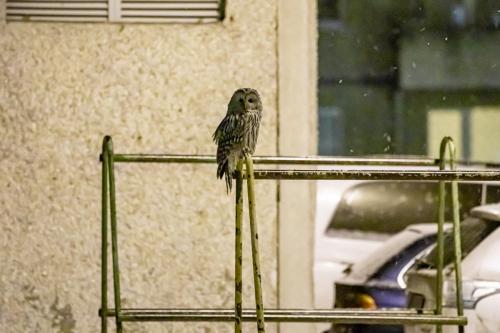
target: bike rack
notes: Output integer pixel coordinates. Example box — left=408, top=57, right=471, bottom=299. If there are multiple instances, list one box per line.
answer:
left=99, top=135, right=500, bottom=332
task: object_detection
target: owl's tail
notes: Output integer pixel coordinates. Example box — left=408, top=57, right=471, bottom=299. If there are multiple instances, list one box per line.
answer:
left=217, top=160, right=233, bottom=193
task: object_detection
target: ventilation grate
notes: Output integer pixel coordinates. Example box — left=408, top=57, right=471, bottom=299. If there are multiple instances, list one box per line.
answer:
left=7, top=1, right=109, bottom=22
left=119, top=0, right=221, bottom=23
left=6, top=0, right=224, bottom=23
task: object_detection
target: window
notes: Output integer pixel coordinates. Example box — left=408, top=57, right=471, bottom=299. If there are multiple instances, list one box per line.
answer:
left=318, top=1, right=500, bottom=157
left=428, top=107, right=500, bottom=162
left=6, top=0, right=225, bottom=23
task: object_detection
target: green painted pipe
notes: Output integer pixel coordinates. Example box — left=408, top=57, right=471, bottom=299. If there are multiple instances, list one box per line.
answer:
left=235, top=160, right=244, bottom=333
left=245, top=156, right=266, bottom=333
left=437, top=137, right=464, bottom=333
left=101, top=137, right=110, bottom=333
left=107, top=138, right=123, bottom=333
left=102, top=308, right=466, bottom=325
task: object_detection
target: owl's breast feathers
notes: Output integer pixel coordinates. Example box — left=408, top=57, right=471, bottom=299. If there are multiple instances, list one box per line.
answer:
left=213, top=113, right=261, bottom=155
left=213, top=111, right=262, bottom=192
left=243, top=110, right=262, bottom=154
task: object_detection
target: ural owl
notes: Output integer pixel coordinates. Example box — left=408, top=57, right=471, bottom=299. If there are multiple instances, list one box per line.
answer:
left=213, top=88, right=263, bottom=192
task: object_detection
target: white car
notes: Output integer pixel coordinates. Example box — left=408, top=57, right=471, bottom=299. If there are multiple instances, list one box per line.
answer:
left=314, top=174, right=500, bottom=311
left=406, top=203, right=500, bottom=333
left=315, top=178, right=384, bottom=310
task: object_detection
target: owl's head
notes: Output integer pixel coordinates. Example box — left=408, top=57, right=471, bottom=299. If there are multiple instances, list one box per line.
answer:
left=228, top=88, right=263, bottom=114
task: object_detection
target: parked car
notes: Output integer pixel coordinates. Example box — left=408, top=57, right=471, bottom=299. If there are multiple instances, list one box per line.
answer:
left=330, top=223, right=448, bottom=333
left=314, top=173, right=500, bottom=311
left=405, top=203, right=500, bottom=333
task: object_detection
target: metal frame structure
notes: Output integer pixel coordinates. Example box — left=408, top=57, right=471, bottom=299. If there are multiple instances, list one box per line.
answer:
left=99, top=135, right=500, bottom=332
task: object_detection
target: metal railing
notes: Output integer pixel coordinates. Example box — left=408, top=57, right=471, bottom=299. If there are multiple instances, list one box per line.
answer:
left=98, top=135, right=498, bottom=332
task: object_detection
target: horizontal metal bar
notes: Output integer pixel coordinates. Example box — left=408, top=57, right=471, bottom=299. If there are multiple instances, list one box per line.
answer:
left=103, top=308, right=436, bottom=316
left=100, top=308, right=466, bottom=325
left=112, top=154, right=438, bottom=166
left=246, top=169, right=500, bottom=181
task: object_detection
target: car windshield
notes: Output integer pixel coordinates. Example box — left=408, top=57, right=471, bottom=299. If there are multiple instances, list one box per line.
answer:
left=419, top=217, right=499, bottom=268
left=326, top=182, right=500, bottom=235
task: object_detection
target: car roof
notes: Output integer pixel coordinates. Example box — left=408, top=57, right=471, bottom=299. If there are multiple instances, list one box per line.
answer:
left=471, top=203, right=500, bottom=222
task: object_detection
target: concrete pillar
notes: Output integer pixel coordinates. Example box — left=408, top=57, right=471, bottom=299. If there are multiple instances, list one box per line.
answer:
left=278, top=1, right=317, bottom=332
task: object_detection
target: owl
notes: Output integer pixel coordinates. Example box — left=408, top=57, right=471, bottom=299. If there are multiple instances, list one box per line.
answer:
left=213, top=88, right=263, bottom=192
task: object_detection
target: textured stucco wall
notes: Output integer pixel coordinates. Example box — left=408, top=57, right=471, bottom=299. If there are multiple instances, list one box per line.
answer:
left=0, top=1, right=279, bottom=332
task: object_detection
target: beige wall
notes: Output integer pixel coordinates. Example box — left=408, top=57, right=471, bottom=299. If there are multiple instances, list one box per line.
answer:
left=278, top=1, right=317, bottom=333
left=0, top=1, right=316, bottom=332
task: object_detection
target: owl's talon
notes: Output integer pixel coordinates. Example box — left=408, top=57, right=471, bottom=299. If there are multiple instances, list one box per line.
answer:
left=242, top=148, right=252, bottom=158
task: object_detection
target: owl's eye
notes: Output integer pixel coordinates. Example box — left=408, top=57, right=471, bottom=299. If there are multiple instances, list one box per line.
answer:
left=239, top=98, right=244, bottom=103
left=248, top=98, right=254, bottom=103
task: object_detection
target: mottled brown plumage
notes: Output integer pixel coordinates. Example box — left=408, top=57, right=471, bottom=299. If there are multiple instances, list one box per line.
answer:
left=213, top=88, right=263, bottom=192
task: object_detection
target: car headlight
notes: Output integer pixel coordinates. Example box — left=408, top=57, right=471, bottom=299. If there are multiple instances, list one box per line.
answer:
left=443, top=279, right=500, bottom=309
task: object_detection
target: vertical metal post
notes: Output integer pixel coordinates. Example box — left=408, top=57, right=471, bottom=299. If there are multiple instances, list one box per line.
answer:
left=101, top=138, right=109, bottom=333
left=235, top=161, right=244, bottom=333
left=245, top=156, right=266, bottom=333
left=438, top=137, right=464, bottom=333
left=107, top=137, right=123, bottom=333
left=435, top=139, right=447, bottom=333
left=448, top=147, right=464, bottom=333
